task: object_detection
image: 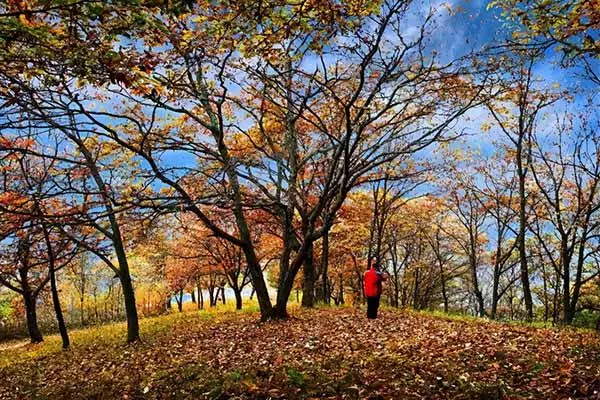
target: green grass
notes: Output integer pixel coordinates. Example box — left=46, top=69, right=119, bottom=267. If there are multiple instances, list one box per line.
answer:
left=0, top=298, right=264, bottom=369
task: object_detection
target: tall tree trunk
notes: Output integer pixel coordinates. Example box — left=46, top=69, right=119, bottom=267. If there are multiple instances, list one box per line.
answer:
left=50, top=267, right=69, bottom=349
left=241, top=246, right=273, bottom=319
left=177, top=289, right=183, bottom=312
left=275, top=239, right=311, bottom=318
left=491, top=227, right=503, bottom=320
left=23, top=291, right=43, bottom=343
left=77, top=137, right=140, bottom=342
left=233, top=288, right=243, bottom=310
left=118, top=269, right=140, bottom=343
left=190, top=289, right=196, bottom=303
left=209, top=286, right=215, bottom=307
left=80, top=295, right=85, bottom=326
left=302, top=241, right=315, bottom=308
left=542, top=262, right=549, bottom=323
left=197, top=283, right=203, bottom=310
left=321, top=229, right=330, bottom=304
left=470, top=256, right=485, bottom=317
left=491, top=267, right=500, bottom=319
left=339, top=275, right=344, bottom=305
left=568, top=225, right=590, bottom=324
left=560, top=240, right=572, bottom=324
left=439, top=261, right=448, bottom=314
left=516, top=140, right=534, bottom=321
left=41, top=224, right=70, bottom=349
left=413, top=268, right=420, bottom=310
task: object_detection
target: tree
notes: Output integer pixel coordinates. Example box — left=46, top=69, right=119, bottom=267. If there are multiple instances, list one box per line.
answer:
left=490, top=0, right=600, bottom=61
left=484, top=51, right=560, bottom=320
left=0, top=144, right=76, bottom=345
left=529, top=108, right=600, bottom=324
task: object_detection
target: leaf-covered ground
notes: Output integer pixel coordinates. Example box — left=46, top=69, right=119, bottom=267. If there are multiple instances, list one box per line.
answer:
left=0, top=306, right=599, bottom=400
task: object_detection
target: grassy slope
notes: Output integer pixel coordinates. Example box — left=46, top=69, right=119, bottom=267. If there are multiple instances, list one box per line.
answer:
left=0, top=303, right=599, bottom=400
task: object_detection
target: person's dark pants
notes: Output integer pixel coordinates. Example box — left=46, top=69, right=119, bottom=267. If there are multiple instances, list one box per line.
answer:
left=367, top=295, right=380, bottom=319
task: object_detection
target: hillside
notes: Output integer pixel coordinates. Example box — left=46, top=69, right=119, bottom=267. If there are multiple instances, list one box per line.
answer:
left=0, top=306, right=598, bottom=400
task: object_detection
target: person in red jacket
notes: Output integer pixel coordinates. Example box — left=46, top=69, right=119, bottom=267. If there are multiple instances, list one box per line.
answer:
left=364, top=262, right=387, bottom=319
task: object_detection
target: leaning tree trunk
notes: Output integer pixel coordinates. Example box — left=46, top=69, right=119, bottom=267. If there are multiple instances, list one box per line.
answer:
left=41, top=224, right=70, bottom=349
left=50, top=267, right=69, bottom=349
left=117, top=267, right=140, bottom=343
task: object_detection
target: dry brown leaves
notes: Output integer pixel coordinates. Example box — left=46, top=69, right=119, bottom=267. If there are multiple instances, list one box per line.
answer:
left=0, top=307, right=598, bottom=400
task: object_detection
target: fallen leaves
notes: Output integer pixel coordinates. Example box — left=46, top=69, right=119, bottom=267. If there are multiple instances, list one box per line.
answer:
left=0, top=307, right=599, bottom=399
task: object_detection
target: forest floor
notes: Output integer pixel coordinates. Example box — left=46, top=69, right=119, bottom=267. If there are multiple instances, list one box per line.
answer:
left=0, top=305, right=599, bottom=400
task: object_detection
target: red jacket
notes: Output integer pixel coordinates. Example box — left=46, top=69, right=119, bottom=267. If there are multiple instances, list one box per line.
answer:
left=364, top=267, right=383, bottom=297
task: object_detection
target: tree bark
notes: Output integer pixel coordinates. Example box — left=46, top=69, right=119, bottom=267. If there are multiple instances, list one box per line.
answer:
left=321, top=230, right=330, bottom=304
left=197, top=283, right=203, bottom=310
left=23, top=291, right=43, bottom=343
left=516, top=134, right=534, bottom=321
left=50, top=265, right=69, bottom=349
left=301, top=241, right=315, bottom=308
left=208, top=285, right=215, bottom=307
left=41, top=223, right=70, bottom=349
left=234, top=288, right=243, bottom=310
left=118, top=269, right=140, bottom=343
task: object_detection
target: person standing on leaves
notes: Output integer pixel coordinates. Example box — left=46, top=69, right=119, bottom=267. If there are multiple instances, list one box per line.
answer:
left=364, top=262, right=387, bottom=319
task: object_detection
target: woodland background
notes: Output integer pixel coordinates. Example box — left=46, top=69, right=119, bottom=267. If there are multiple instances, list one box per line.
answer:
left=0, top=0, right=598, bottom=348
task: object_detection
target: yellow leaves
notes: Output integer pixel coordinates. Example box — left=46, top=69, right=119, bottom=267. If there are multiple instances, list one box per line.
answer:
left=18, top=14, right=31, bottom=26
left=159, top=187, right=175, bottom=196
left=182, top=29, right=194, bottom=42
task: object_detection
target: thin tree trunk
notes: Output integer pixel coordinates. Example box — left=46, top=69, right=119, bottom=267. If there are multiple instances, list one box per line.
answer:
left=439, top=261, right=448, bottom=314
left=209, top=286, right=215, bottom=307
left=517, top=139, right=534, bottom=321
left=302, top=241, right=315, bottom=308
left=197, top=283, right=203, bottom=310
left=41, top=223, right=69, bottom=349
left=321, top=230, right=330, bottom=304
